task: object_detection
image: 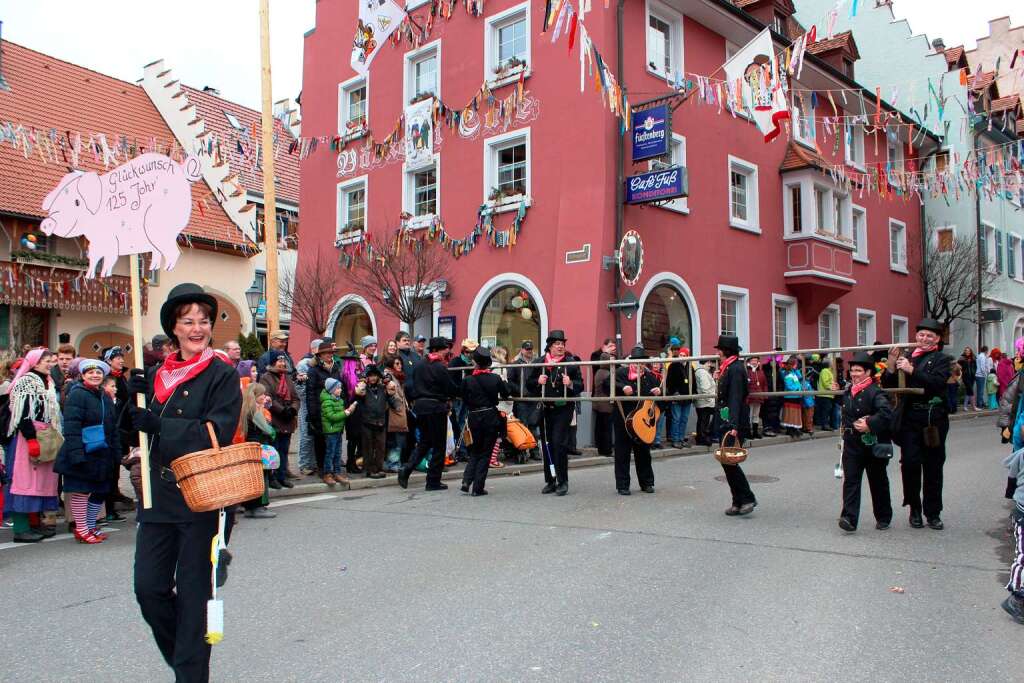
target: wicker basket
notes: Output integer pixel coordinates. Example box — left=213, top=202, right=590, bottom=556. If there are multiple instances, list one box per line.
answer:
left=170, top=423, right=265, bottom=512
left=714, top=432, right=748, bottom=465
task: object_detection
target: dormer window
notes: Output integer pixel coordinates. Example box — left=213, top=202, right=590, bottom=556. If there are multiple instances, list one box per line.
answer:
left=843, top=58, right=854, bottom=78
left=772, top=12, right=787, bottom=38
left=223, top=111, right=244, bottom=130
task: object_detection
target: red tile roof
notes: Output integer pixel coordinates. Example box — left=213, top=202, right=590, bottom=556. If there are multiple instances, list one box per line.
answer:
left=806, top=31, right=860, bottom=60
left=944, top=46, right=965, bottom=66
left=780, top=140, right=829, bottom=173
left=181, top=85, right=299, bottom=206
left=733, top=0, right=796, bottom=12
left=0, top=40, right=250, bottom=251
left=1018, top=118, right=1024, bottom=136
left=970, top=70, right=996, bottom=91
left=989, top=94, right=1020, bottom=113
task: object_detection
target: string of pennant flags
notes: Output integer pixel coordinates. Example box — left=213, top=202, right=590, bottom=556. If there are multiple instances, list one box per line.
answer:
left=0, top=261, right=139, bottom=314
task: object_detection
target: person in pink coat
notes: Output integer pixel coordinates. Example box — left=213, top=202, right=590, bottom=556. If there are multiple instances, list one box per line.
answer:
left=3, top=348, right=62, bottom=543
left=997, top=352, right=1016, bottom=399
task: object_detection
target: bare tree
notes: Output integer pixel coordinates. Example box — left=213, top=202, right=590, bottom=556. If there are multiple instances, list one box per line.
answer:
left=913, top=224, right=999, bottom=334
left=279, top=249, right=349, bottom=336
left=343, top=231, right=451, bottom=329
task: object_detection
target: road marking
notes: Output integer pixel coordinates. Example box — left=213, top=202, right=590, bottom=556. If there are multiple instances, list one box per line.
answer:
left=267, top=494, right=337, bottom=508
left=0, top=527, right=122, bottom=551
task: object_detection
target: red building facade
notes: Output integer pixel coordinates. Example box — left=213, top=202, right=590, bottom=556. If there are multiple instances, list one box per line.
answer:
left=298, top=0, right=935, bottom=359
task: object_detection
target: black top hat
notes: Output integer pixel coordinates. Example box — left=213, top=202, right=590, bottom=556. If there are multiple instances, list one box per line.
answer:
left=627, top=345, right=648, bottom=360
left=545, top=330, right=567, bottom=345
left=714, top=334, right=741, bottom=354
left=472, top=346, right=492, bottom=367
left=916, top=318, right=942, bottom=334
left=848, top=351, right=875, bottom=371
left=364, top=364, right=383, bottom=377
left=428, top=336, right=450, bottom=351
left=160, top=283, right=218, bottom=341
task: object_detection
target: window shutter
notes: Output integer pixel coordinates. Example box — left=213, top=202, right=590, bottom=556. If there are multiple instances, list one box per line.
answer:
left=996, top=230, right=1004, bottom=273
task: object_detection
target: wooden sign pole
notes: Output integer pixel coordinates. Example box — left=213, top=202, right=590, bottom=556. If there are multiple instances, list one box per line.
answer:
left=259, top=0, right=280, bottom=336
left=129, top=254, right=152, bottom=509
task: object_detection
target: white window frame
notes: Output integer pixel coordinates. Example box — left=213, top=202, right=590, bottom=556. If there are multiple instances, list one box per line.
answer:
left=335, top=175, right=368, bottom=246
left=404, top=39, right=441, bottom=104
left=818, top=304, right=840, bottom=349
left=851, top=203, right=868, bottom=263
left=813, top=184, right=832, bottom=235
left=645, top=0, right=684, bottom=80
left=793, top=95, right=816, bottom=149
left=338, top=75, right=369, bottom=140
left=483, top=127, right=532, bottom=214
left=717, top=284, right=750, bottom=352
left=833, top=191, right=851, bottom=241
left=771, top=294, right=798, bottom=351
left=891, top=315, right=909, bottom=343
left=856, top=308, right=877, bottom=347
left=932, top=225, right=955, bottom=254
left=484, top=2, right=531, bottom=89
left=406, top=0, right=431, bottom=9
left=1011, top=233, right=1024, bottom=282
left=727, top=155, right=760, bottom=233
left=844, top=119, right=865, bottom=170
left=650, top=133, right=688, bottom=214
left=784, top=182, right=803, bottom=234
left=781, top=171, right=855, bottom=248
left=887, top=135, right=904, bottom=171
left=889, top=218, right=908, bottom=273
left=402, top=154, right=440, bottom=230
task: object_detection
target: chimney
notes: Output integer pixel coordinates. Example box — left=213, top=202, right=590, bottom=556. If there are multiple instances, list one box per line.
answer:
left=932, top=38, right=946, bottom=53
left=202, top=85, right=220, bottom=96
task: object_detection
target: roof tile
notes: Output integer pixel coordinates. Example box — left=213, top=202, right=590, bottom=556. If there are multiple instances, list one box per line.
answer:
left=0, top=40, right=250, bottom=251
left=806, top=31, right=860, bottom=60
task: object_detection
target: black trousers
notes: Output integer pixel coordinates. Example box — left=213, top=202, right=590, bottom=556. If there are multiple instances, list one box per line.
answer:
left=463, top=435, right=498, bottom=494
left=361, top=425, right=387, bottom=475
left=593, top=410, right=613, bottom=455
left=310, top=431, right=326, bottom=475
left=841, top=447, right=892, bottom=527
left=541, top=406, right=572, bottom=485
left=345, top=415, right=362, bottom=472
left=406, top=411, right=448, bottom=486
left=896, top=411, right=949, bottom=518
left=696, top=407, right=715, bottom=445
left=612, top=411, right=654, bottom=490
left=134, top=516, right=223, bottom=683
left=762, top=399, right=782, bottom=432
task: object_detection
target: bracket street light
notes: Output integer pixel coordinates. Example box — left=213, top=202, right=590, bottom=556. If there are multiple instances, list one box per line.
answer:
left=245, top=284, right=262, bottom=336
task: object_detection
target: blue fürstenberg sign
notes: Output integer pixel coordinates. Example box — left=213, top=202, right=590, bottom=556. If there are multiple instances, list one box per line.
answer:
left=631, top=104, right=670, bottom=162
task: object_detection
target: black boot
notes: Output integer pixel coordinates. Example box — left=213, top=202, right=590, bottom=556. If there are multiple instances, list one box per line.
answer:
left=1002, top=593, right=1024, bottom=625
left=752, top=425, right=762, bottom=439
left=909, top=508, right=924, bottom=528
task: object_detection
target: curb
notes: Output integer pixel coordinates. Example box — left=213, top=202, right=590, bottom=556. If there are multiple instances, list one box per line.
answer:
left=268, top=409, right=996, bottom=499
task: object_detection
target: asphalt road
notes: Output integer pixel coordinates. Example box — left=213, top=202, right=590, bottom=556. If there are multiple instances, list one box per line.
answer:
left=1, top=416, right=1020, bottom=682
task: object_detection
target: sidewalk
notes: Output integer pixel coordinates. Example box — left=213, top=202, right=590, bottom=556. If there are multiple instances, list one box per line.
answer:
left=269, top=409, right=999, bottom=499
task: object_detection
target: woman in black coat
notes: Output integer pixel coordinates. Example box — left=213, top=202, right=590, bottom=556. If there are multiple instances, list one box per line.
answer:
left=54, top=358, right=120, bottom=543
left=127, top=283, right=242, bottom=683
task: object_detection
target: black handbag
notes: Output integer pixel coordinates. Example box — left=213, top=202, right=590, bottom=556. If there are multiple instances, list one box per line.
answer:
left=871, top=442, right=894, bottom=460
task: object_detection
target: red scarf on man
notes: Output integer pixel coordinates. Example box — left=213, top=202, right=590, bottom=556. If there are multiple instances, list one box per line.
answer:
left=715, top=355, right=740, bottom=380
left=850, top=376, right=874, bottom=397
left=154, top=347, right=215, bottom=404
left=544, top=352, right=565, bottom=367
left=427, top=352, right=446, bottom=363
left=471, top=368, right=491, bottom=376
left=911, top=344, right=938, bottom=358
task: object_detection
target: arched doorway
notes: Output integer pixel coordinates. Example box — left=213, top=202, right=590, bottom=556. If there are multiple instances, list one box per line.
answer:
left=208, top=293, right=244, bottom=351
left=330, top=296, right=375, bottom=353
left=468, top=274, right=547, bottom=353
left=637, top=274, right=699, bottom=355
left=77, top=329, right=136, bottom=368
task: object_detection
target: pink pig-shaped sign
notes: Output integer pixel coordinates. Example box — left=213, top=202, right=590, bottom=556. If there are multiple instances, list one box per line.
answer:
left=41, top=153, right=203, bottom=278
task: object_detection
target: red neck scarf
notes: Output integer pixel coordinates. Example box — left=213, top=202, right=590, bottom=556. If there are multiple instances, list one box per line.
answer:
left=715, top=355, right=739, bottom=379
left=428, top=352, right=445, bottom=363
left=850, top=376, right=874, bottom=397
left=911, top=344, right=938, bottom=358
left=109, top=368, right=124, bottom=378
left=471, top=368, right=491, bottom=376
left=544, top=352, right=565, bottom=366
left=273, top=371, right=292, bottom=402
left=154, top=347, right=214, bottom=404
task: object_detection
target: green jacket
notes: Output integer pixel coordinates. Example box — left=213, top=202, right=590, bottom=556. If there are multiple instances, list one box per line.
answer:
left=320, top=390, right=349, bottom=434
left=818, top=367, right=834, bottom=392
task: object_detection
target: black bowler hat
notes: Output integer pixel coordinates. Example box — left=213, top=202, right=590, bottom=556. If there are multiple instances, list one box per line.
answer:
left=545, top=329, right=567, bottom=345
left=916, top=318, right=942, bottom=334
left=364, top=364, right=383, bottom=378
left=428, top=336, right=450, bottom=351
left=714, top=334, right=741, bottom=354
left=627, top=345, right=648, bottom=360
left=472, top=346, right=492, bottom=368
left=848, top=351, right=875, bottom=371
left=160, top=283, right=218, bottom=341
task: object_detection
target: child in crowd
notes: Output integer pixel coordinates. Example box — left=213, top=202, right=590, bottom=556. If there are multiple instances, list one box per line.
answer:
left=240, top=382, right=277, bottom=519
left=320, top=378, right=355, bottom=486
left=989, top=369, right=1000, bottom=410
left=102, top=376, right=118, bottom=403
left=354, top=365, right=396, bottom=479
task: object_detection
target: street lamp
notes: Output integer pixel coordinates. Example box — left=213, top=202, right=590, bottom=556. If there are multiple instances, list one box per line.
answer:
left=245, top=284, right=262, bottom=336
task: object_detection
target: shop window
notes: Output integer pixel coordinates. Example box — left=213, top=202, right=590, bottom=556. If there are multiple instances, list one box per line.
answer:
left=332, top=303, right=373, bottom=352
left=641, top=284, right=693, bottom=353
left=477, top=286, right=541, bottom=352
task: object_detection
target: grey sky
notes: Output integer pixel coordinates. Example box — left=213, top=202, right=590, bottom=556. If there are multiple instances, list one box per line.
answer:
left=0, top=0, right=316, bottom=110
left=0, top=0, right=1021, bottom=114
